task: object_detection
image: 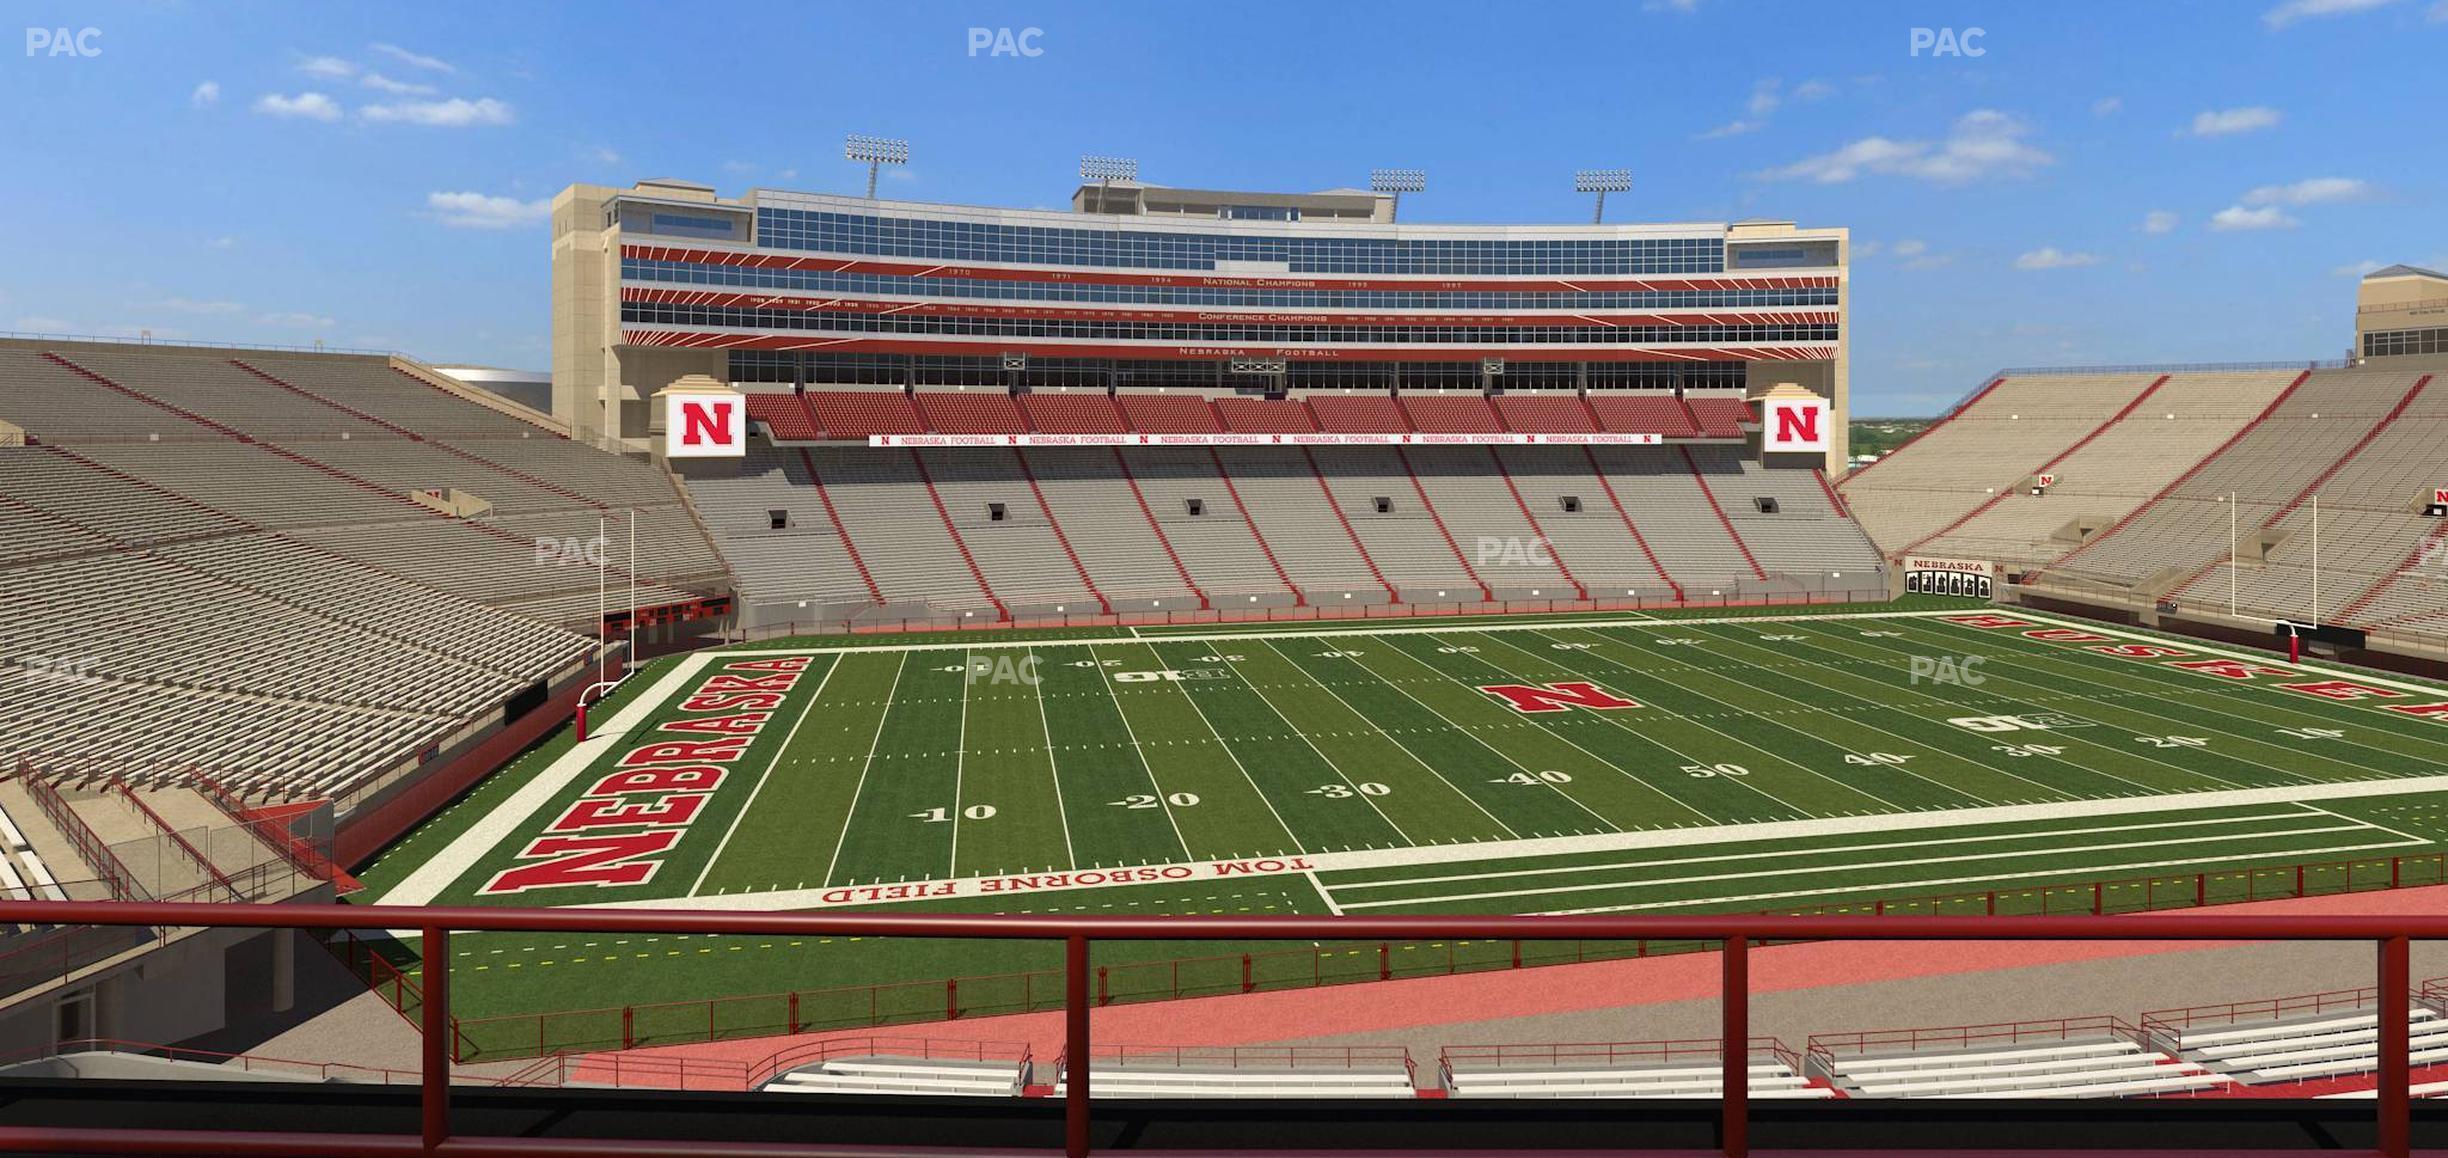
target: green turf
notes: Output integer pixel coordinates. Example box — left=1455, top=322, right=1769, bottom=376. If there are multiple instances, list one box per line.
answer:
left=353, top=603, right=2448, bottom=1060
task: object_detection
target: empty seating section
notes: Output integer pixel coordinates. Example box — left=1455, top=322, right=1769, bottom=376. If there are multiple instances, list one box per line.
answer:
left=1116, top=395, right=1221, bottom=433
left=0, top=341, right=732, bottom=807
left=806, top=391, right=924, bottom=438
left=1306, top=446, right=1477, bottom=591
left=802, top=448, right=992, bottom=610
left=1589, top=446, right=1756, bottom=590
left=2151, top=997, right=2448, bottom=1086
left=1493, top=394, right=1597, bottom=433
left=1111, top=449, right=1293, bottom=601
left=1700, top=447, right=1886, bottom=580
left=744, top=393, right=822, bottom=441
left=1207, top=447, right=1387, bottom=597
left=914, top=392, right=1028, bottom=434
left=1052, top=1051, right=1416, bottom=1100
left=1402, top=446, right=1568, bottom=593
left=1442, top=1044, right=1831, bottom=1100
left=1308, top=394, right=1408, bottom=432
left=1684, top=394, right=1753, bottom=438
left=1400, top=394, right=1504, bottom=433
left=1589, top=393, right=1699, bottom=438
left=765, top=1056, right=1024, bottom=1097
left=1214, top=397, right=1317, bottom=433
left=917, top=449, right=1092, bottom=605
left=1810, top=1020, right=2225, bottom=1099
left=680, top=448, right=872, bottom=610
left=1493, top=447, right=1674, bottom=597
left=1912, top=371, right=2301, bottom=566
left=1015, top=451, right=1199, bottom=606
left=1019, top=393, right=1126, bottom=433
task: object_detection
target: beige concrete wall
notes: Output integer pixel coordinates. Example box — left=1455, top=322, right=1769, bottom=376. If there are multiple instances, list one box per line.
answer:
left=550, top=184, right=620, bottom=439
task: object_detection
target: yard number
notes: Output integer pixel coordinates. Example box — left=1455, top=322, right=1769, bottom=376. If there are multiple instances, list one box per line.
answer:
left=2278, top=726, right=2345, bottom=741
left=1990, top=743, right=2065, bottom=758
left=1436, top=645, right=1481, bottom=654
left=911, top=804, right=997, bottom=822
left=1683, top=763, right=1750, bottom=778
left=1309, top=782, right=1391, bottom=798
left=2133, top=735, right=2209, bottom=749
left=1843, top=752, right=1913, bottom=767
left=1493, top=770, right=1573, bottom=785
left=1315, top=649, right=1365, bottom=658
left=1112, top=793, right=1201, bottom=809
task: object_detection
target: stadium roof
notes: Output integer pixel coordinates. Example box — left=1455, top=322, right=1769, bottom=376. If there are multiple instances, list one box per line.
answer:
left=2363, top=263, right=2446, bottom=280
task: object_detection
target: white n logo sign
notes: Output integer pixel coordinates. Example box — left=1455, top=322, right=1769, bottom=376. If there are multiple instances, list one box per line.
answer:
left=1764, top=398, right=1830, bottom=453
left=664, top=392, right=747, bottom=458
left=681, top=401, right=733, bottom=447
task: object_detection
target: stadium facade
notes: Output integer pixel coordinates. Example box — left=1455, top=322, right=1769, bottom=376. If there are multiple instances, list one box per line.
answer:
left=550, top=178, right=1852, bottom=471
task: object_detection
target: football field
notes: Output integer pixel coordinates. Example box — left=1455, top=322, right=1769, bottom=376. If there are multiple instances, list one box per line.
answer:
left=353, top=602, right=2448, bottom=1058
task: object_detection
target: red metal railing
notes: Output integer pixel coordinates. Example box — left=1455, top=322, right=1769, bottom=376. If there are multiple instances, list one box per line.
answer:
left=2138, top=986, right=2446, bottom=1058
left=0, top=901, right=2428, bottom=1158
left=9, top=769, right=143, bottom=901
left=1441, top=1037, right=1799, bottom=1096
left=490, top=1034, right=1032, bottom=1093
left=1807, top=1015, right=2140, bottom=1075
left=102, top=774, right=242, bottom=902
left=442, top=849, right=2448, bottom=1063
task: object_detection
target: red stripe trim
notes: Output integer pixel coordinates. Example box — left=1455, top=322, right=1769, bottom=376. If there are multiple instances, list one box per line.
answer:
left=794, top=448, right=885, bottom=605
left=1298, top=447, right=1400, bottom=602
left=1838, top=376, right=2008, bottom=489
left=2045, top=371, right=2314, bottom=573
left=1583, top=446, right=1684, bottom=601
left=905, top=449, right=1010, bottom=621
left=1487, top=447, right=1587, bottom=600
left=1895, top=374, right=2172, bottom=558
left=1393, top=446, right=1493, bottom=601
left=1201, top=449, right=1304, bottom=605
left=1680, top=446, right=1766, bottom=580
left=617, top=286, right=1832, bottom=329
left=619, top=330, right=1832, bottom=364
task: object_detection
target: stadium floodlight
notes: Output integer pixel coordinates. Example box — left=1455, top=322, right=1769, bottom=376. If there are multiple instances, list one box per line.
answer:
left=1574, top=168, right=1633, bottom=224
left=845, top=134, right=909, bottom=199
left=1369, top=168, right=1424, bottom=221
left=1080, top=154, right=1140, bottom=217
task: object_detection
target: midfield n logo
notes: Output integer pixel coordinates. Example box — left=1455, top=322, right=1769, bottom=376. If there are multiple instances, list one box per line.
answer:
left=1477, top=681, right=1641, bottom=714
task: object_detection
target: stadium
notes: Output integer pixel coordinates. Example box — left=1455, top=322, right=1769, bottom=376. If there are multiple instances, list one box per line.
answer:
left=5, top=7, right=2448, bottom=1154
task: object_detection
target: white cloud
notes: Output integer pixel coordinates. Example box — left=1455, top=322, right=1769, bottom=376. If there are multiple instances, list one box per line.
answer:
left=1747, top=78, right=1782, bottom=118
left=2015, top=248, right=2104, bottom=271
left=2242, top=176, right=2372, bottom=205
left=2209, top=205, right=2298, bottom=230
left=207, top=236, right=237, bottom=249
left=2263, top=0, right=2400, bottom=27
left=298, top=55, right=356, bottom=79
left=1851, top=240, right=1882, bottom=259
left=2333, top=260, right=2386, bottom=278
left=425, top=191, right=552, bottom=228
left=2141, top=210, right=2179, bottom=234
left=360, top=72, right=436, bottom=96
left=361, top=96, right=513, bottom=127
left=2092, top=96, right=2122, bottom=116
left=1891, top=239, right=1929, bottom=258
left=590, top=145, right=622, bottom=165
left=2186, top=106, right=2281, bottom=136
left=370, top=43, right=454, bottom=72
left=1697, top=120, right=1764, bottom=139
left=1791, top=79, right=1835, bottom=102
left=149, top=297, right=246, bottom=314
left=258, top=311, right=336, bottom=329
left=1643, top=0, right=1700, bottom=12
left=1759, top=109, right=2051, bottom=185
left=190, top=81, right=220, bottom=107
left=252, top=91, right=342, bottom=121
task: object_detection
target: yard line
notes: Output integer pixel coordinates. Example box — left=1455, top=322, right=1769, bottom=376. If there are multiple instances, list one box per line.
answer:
left=1247, top=637, right=1530, bottom=840
left=1207, top=642, right=1419, bottom=846
left=687, top=654, right=842, bottom=896
left=1082, top=643, right=1195, bottom=863
left=1324, top=809, right=2331, bottom=894
left=1132, top=643, right=1308, bottom=856
left=2298, top=800, right=2426, bottom=845
left=1308, top=871, right=1346, bottom=915
left=1532, top=838, right=2424, bottom=916
left=1027, top=646, right=1079, bottom=871
left=948, top=649, right=972, bottom=877
left=821, top=651, right=912, bottom=886
left=1336, top=822, right=2396, bottom=909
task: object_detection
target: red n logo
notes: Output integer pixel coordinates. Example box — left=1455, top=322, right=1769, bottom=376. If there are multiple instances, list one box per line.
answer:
left=1775, top=404, right=1819, bottom=444
left=680, top=400, right=735, bottom=447
left=478, top=831, right=683, bottom=895
left=1478, top=681, right=1641, bottom=714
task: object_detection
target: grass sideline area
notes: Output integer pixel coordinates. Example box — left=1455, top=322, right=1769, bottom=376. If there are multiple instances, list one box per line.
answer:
left=349, top=600, right=2448, bottom=1060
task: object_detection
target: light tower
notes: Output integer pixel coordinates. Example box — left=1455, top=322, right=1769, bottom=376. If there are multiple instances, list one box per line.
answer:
left=1369, top=168, right=1424, bottom=222
left=1574, top=168, right=1632, bottom=225
left=1079, top=154, right=1139, bottom=213
left=845, top=133, right=909, bottom=199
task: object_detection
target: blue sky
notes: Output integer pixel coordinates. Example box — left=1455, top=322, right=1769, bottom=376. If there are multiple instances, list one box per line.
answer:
left=2, top=0, right=2440, bottom=414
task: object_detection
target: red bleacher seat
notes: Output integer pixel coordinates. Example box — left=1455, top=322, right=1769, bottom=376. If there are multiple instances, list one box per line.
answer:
left=742, top=393, right=821, bottom=441
left=915, top=392, right=1028, bottom=434
left=1307, top=395, right=1409, bottom=432
left=1215, top=397, right=1318, bottom=433
left=1685, top=394, right=1754, bottom=438
left=806, top=391, right=925, bottom=438
left=1116, top=394, right=1223, bottom=433
left=1588, top=394, right=1699, bottom=438
left=1493, top=394, right=1597, bottom=433
left=1020, top=393, right=1128, bottom=433
left=1400, top=395, right=1503, bottom=433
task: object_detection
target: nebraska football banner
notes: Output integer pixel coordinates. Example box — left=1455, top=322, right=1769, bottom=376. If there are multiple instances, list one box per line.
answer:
left=870, top=431, right=1666, bottom=447
left=1902, top=555, right=1997, bottom=599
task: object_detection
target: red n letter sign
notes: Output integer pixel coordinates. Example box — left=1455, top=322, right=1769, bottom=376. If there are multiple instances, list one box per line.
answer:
left=1763, top=397, right=1829, bottom=453
left=664, top=391, right=747, bottom=458
left=1478, top=681, right=1641, bottom=713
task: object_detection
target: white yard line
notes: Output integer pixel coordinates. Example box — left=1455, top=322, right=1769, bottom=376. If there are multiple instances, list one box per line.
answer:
left=2299, top=800, right=2427, bottom=845
left=686, top=655, right=843, bottom=896
left=821, top=652, right=911, bottom=886
left=948, top=649, right=972, bottom=877
left=1083, top=643, right=1196, bottom=864
left=1027, top=646, right=1080, bottom=870
left=368, top=653, right=716, bottom=907
left=1129, top=640, right=1306, bottom=856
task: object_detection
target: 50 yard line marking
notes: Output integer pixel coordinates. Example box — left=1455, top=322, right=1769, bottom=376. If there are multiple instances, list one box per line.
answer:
left=687, top=654, right=842, bottom=896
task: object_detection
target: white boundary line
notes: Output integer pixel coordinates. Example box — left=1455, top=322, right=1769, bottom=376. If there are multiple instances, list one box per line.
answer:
left=686, top=654, right=842, bottom=896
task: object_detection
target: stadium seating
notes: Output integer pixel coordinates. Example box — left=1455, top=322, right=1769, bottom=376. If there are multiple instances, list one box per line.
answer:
left=1308, top=394, right=1409, bottom=433
left=914, top=391, right=1029, bottom=434
left=1684, top=393, right=1753, bottom=438
left=763, top=1056, right=1025, bottom=1097
left=1399, top=394, right=1504, bottom=433
left=2152, top=1000, right=2448, bottom=1085
left=1116, top=394, right=1222, bottom=433
left=806, top=390, right=925, bottom=438
left=1051, top=1051, right=1417, bottom=1099
left=1441, top=1042, right=1834, bottom=1099
left=1590, top=393, right=1700, bottom=438
left=744, top=393, right=822, bottom=442
left=1214, top=396, right=1317, bottom=433
left=1492, top=393, right=1597, bottom=433
left=1019, top=392, right=1127, bottom=434
left=1810, top=1022, right=2228, bottom=1099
